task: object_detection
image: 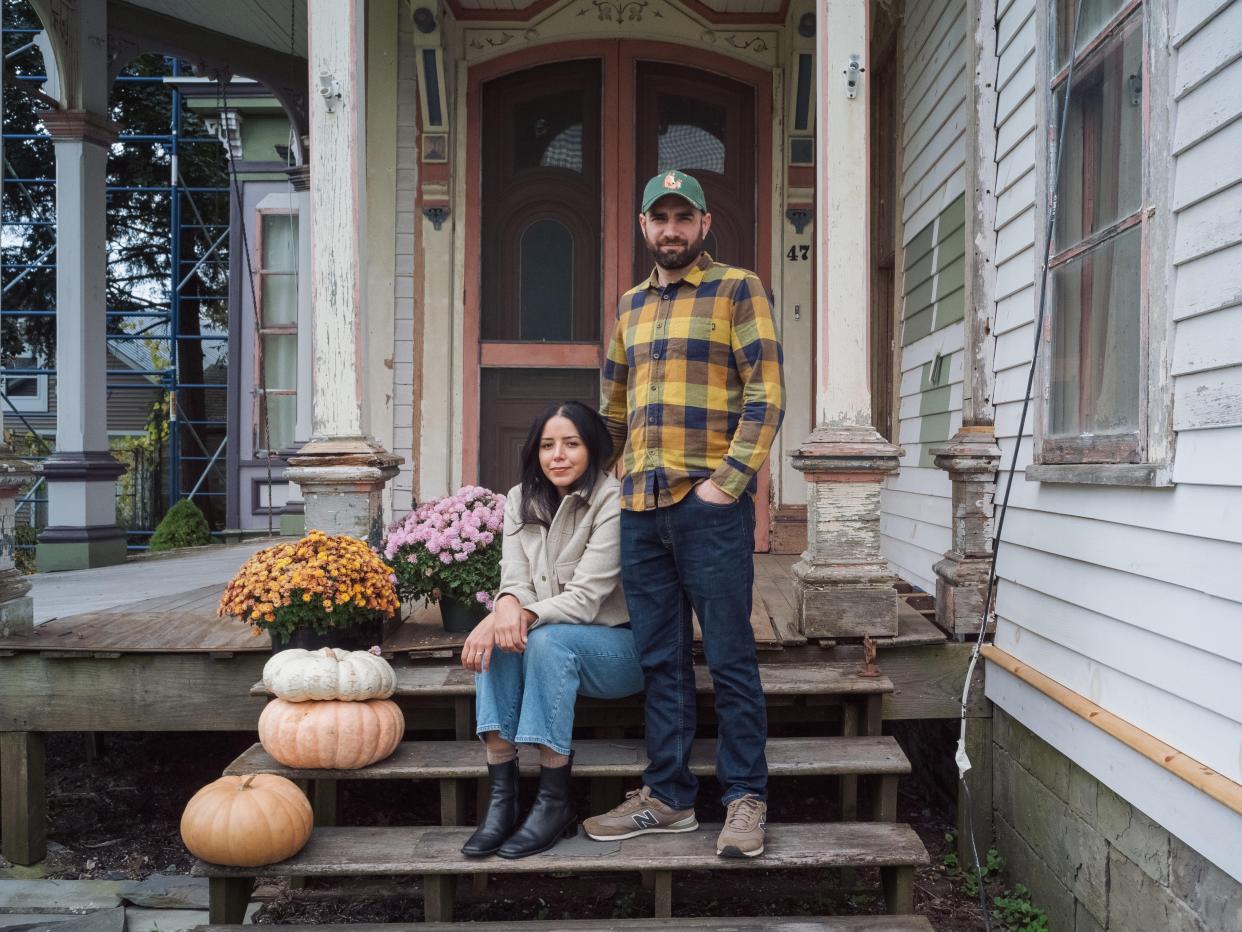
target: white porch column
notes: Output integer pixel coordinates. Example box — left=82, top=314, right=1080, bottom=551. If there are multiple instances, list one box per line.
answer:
left=35, top=0, right=127, bottom=571
left=791, top=0, right=903, bottom=638
left=285, top=0, right=400, bottom=544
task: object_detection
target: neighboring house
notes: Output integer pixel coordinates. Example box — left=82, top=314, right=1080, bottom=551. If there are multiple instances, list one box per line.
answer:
left=15, top=0, right=1241, bottom=927
left=2, top=342, right=164, bottom=440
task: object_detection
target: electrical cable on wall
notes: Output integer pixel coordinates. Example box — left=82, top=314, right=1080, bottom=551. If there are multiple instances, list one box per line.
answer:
left=953, top=0, right=1088, bottom=926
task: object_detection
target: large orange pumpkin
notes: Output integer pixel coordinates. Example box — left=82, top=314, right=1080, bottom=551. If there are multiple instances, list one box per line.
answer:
left=258, top=697, right=404, bottom=769
left=180, top=773, right=312, bottom=866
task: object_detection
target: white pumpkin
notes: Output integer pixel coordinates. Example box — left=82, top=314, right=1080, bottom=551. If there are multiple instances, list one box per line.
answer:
left=262, top=647, right=396, bottom=702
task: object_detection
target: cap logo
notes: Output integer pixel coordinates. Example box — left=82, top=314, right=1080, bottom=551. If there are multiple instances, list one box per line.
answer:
left=662, top=172, right=682, bottom=190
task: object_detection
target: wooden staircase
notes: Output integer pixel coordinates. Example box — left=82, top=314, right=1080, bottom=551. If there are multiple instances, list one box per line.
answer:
left=192, top=662, right=931, bottom=928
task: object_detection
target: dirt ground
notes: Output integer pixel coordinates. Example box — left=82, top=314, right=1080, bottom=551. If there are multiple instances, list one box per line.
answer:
left=0, top=730, right=997, bottom=929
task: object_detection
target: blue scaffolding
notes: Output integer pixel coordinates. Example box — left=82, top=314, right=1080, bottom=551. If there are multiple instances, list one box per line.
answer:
left=2, top=21, right=231, bottom=549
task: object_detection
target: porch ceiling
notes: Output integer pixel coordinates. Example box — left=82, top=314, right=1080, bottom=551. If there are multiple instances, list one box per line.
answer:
left=122, top=0, right=308, bottom=59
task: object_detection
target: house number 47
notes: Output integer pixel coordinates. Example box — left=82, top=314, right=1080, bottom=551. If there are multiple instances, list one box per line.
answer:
left=786, top=245, right=811, bottom=261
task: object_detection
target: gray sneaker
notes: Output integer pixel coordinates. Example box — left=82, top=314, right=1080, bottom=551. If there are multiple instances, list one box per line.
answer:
left=717, top=794, right=766, bottom=857
left=583, top=786, right=698, bottom=841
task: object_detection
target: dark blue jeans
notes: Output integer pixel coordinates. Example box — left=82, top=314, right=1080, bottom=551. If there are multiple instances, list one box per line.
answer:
left=620, top=490, right=768, bottom=809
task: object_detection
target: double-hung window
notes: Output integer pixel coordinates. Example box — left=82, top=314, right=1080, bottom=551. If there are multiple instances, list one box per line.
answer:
left=255, top=211, right=299, bottom=455
left=1040, top=0, right=1148, bottom=466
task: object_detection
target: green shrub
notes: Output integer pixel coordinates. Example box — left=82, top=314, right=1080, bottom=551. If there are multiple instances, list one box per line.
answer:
left=148, top=498, right=211, bottom=552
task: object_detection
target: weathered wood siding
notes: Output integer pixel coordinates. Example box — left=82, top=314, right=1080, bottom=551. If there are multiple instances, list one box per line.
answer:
left=983, top=0, right=1242, bottom=804
left=390, top=2, right=419, bottom=516
left=881, top=0, right=969, bottom=591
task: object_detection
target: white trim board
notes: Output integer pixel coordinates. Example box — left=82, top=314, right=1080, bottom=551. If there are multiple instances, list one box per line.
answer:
left=987, top=663, right=1242, bottom=884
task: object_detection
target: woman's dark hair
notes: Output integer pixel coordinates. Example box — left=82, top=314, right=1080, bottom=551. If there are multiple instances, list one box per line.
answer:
left=517, top=401, right=614, bottom=527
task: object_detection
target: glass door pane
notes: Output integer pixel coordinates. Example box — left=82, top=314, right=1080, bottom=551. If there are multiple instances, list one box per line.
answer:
left=481, top=60, right=602, bottom=342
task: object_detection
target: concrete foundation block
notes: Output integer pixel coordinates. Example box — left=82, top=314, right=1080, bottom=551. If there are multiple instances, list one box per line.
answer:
left=995, top=708, right=1070, bottom=802
left=992, top=749, right=1108, bottom=925
left=1097, top=783, right=1170, bottom=885
left=994, top=814, right=1076, bottom=932
left=1169, top=835, right=1242, bottom=932
left=1066, top=760, right=1098, bottom=823
left=1107, top=850, right=1203, bottom=932
left=1074, top=901, right=1106, bottom=932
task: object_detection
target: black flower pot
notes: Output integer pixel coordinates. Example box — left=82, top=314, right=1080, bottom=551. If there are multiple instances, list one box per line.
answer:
left=269, top=617, right=386, bottom=654
left=439, top=596, right=488, bottom=634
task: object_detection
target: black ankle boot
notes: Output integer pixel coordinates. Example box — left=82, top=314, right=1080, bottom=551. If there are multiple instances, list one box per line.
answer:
left=461, top=758, right=521, bottom=857
left=497, top=754, right=578, bottom=859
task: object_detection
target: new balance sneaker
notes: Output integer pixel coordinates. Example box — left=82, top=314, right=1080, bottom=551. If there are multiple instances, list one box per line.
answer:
left=583, top=786, right=698, bottom=841
left=717, top=794, right=766, bottom=858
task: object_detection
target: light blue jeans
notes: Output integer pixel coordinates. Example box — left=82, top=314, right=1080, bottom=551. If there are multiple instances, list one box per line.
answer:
left=474, top=623, right=644, bottom=755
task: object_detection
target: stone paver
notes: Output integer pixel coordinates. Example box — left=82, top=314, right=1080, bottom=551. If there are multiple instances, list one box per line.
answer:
left=118, top=875, right=208, bottom=910
left=0, top=880, right=124, bottom=913
left=125, top=903, right=257, bottom=932
left=0, top=908, right=123, bottom=932
left=0, top=916, right=75, bottom=930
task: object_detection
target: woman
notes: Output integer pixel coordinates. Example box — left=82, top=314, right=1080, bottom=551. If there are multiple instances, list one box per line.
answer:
left=460, top=401, right=644, bottom=859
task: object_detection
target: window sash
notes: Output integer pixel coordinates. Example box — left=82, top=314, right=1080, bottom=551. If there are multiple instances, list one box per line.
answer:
left=1051, top=0, right=1141, bottom=89
left=253, top=210, right=300, bottom=456
left=1039, top=0, right=1148, bottom=466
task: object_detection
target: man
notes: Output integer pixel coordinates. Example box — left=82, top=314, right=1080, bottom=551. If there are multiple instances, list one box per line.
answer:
left=585, top=169, right=784, bottom=858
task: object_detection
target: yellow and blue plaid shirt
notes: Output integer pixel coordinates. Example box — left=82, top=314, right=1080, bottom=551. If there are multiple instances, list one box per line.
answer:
left=601, top=253, right=785, bottom=511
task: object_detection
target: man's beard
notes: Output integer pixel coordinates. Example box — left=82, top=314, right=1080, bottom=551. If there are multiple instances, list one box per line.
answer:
left=647, top=231, right=705, bottom=270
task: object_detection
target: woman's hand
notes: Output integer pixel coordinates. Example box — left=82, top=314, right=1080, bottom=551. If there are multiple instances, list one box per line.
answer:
left=493, top=594, right=532, bottom=653
left=461, top=613, right=498, bottom=673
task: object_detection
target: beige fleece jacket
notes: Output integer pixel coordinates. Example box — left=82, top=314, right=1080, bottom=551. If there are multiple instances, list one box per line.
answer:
left=494, top=474, right=629, bottom=628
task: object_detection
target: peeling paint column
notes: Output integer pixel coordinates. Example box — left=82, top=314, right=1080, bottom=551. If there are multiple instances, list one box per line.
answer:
left=35, top=0, right=128, bottom=571
left=285, top=0, right=401, bottom=545
left=930, top=0, right=1000, bottom=639
left=791, top=0, right=903, bottom=638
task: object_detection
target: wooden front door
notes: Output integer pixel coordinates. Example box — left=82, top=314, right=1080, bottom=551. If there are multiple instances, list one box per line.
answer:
left=470, top=45, right=771, bottom=545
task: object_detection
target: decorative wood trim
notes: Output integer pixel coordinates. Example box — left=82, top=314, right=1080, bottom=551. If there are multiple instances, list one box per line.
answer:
left=480, top=343, right=602, bottom=368
left=37, top=110, right=118, bottom=147
left=444, top=0, right=789, bottom=25
left=982, top=644, right=1242, bottom=817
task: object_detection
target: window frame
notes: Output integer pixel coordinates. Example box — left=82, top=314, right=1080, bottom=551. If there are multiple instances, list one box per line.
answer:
left=253, top=207, right=299, bottom=457
left=1031, top=0, right=1175, bottom=482
left=2, top=348, right=49, bottom=413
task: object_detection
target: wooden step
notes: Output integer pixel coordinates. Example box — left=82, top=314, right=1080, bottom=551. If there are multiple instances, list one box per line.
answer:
left=195, top=822, right=929, bottom=922
left=225, top=736, right=911, bottom=781
left=250, top=662, right=894, bottom=699
left=196, top=917, right=935, bottom=932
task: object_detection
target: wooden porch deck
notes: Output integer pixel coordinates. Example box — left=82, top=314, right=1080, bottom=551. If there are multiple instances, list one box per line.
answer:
left=1, top=541, right=941, bottom=658
left=0, top=542, right=987, bottom=871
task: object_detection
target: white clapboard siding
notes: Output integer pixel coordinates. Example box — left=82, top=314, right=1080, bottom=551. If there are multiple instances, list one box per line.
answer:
left=881, top=0, right=971, bottom=590
left=993, top=622, right=1242, bottom=786
left=998, top=543, right=1242, bottom=662
left=389, top=4, right=419, bottom=513
left=1171, top=304, right=1242, bottom=375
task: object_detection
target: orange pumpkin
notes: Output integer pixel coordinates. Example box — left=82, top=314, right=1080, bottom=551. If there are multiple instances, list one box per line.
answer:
left=258, top=697, right=404, bottom=769
left=180, top=774, right=312, bottom=866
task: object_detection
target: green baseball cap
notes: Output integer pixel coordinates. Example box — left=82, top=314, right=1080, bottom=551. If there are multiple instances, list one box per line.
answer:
left=641, top=169, right=708, bottom=213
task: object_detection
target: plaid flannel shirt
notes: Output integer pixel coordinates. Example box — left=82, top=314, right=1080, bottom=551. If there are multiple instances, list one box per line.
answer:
left=601, top=253, right=785, bottom=511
